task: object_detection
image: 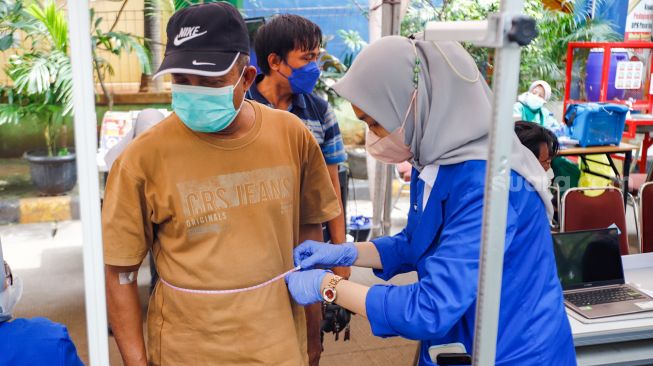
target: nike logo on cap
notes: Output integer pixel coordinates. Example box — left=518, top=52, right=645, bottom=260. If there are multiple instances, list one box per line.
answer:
left=174, top=26, right=207, bottom=46
left=192, top=60, right=216, bottom=66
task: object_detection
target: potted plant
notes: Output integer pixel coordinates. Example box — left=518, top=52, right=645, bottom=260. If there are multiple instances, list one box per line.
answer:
left=0, top=0, right=76, bottom=195
left=0, top=0, right=149, bottom=195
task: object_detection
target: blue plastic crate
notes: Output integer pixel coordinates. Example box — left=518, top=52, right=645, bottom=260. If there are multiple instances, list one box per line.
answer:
left=564, top=103, right=628, bottom=147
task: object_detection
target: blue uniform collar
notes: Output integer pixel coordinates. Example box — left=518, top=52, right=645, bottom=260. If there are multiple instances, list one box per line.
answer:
left=249, top=74, right=307, bottom=110
left=407, top=165, right=457, bottom=261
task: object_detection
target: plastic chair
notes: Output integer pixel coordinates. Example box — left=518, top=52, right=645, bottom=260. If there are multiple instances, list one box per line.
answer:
left=640, top=182, right=653, bottom=253
left=561, top=187, right=630, bottom=255
left=393, top=161, right=412, bottom=208
left=625, top=164, right=651, bottom=248
left=549, top=183, right=562, bottom=231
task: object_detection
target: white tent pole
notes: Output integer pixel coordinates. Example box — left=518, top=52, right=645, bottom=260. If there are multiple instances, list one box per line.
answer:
left=67, top=0, right=110, bottom=364
left=370, top=0, right=407, bottom=238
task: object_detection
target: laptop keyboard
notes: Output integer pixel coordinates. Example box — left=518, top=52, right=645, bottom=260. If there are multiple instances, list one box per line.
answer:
left=565, top=287, right=646, bottom=307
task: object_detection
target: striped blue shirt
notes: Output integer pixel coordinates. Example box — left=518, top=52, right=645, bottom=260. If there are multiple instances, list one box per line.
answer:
left=247, top=75, right=347, bottom=165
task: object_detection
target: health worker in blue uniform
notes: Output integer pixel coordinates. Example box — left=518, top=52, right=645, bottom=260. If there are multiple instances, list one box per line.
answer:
left=285, top=36, right=577, bottom=366
left=0, top=244, right=83, bottom=365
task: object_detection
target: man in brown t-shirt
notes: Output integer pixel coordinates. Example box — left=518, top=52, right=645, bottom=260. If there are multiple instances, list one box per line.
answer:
left=102, top=3, right=339, bottom=365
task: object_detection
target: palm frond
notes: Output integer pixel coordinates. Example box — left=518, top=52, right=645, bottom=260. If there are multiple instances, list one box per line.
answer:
left=26, top=0, right=68, bottom=53
left=50, top=51, right=73, bottom=115
left=8, top=53, right=52, bottom=95
left=98, top=31, right=152, bottom=75
left=144, top=0, right=175, bottom=17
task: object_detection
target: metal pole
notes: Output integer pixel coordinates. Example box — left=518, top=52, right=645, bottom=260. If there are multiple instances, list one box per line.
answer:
left=472, top=7, right=525, bottom=366
left=67, top=0, right=110, bottom=364
left=0, top=238, right=5, bottom=282
left=371, top=0, right=404, bottom=237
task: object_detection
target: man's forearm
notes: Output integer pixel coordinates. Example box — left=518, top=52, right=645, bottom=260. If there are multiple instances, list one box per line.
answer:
left=326, top=164, right=350, bottom=278
left=105, top=264, right=147, bottom=366
left=327, top=215, right=346, bottom=244
left=299, top=223, right=323, bottom=244
left=326, top=164, right=346, bottom=244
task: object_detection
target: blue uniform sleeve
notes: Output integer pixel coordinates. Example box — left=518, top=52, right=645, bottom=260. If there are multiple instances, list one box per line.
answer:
left=321, top=104, right=347, bottom=165
left=371, top=229, right=417, bottom=280
left=542, top=108, right=569, bottom=138
left=365, top=188, right=517, bottom=340
left=59, top=327, right=84, bottom=366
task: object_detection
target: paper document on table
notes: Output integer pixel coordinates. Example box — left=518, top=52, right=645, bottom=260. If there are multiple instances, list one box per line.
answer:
left=558, top=136, right=579, bottom=146
left=567, top=307, right=653, bottom=324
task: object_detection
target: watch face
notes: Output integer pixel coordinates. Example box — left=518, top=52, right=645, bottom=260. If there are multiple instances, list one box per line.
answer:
left=322, top=287, right=336, bottom=302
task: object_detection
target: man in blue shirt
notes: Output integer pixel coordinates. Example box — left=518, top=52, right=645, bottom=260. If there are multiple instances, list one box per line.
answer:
left=0, top=243, right=83, bottom=366
left=247, top=14, right=348, bottom=365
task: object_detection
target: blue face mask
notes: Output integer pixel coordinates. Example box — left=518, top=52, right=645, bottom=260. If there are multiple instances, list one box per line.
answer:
left=171, top=70, right=245, bottom=133
left=282, top=61, right=321, bottom=94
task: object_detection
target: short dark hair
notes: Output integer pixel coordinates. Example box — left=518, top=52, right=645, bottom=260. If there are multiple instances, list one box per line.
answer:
left=254, top=14, right=322, bottom=75
left=514, top=121, right=559, bottom=159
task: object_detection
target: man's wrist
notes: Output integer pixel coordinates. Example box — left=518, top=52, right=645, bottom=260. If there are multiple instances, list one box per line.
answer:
left=332, top=266, right=351, bottom=279
left=329, top=232, right=346, bottom=244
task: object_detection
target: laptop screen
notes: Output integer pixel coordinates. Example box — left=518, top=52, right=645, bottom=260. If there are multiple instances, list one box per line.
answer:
left=552, top=229, right=624, bottom=290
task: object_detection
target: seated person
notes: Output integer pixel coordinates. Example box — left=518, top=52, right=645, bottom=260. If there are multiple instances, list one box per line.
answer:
left=513, top=80, right=568, bottom=137
left=0, top=246, right=84, bottom=365
left=515, top=122, right=564, bottom=226
left=514, top=121, right=559, bottom=175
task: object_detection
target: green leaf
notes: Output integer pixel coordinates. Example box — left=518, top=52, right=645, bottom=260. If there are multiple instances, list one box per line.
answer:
left=0, top=34, right=13, bottom=51
left=26, top=0, right=69, bottom=53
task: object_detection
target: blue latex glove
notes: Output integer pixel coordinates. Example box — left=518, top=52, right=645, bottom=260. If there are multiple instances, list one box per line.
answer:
left=293, top=240, right=358, bottom=269
left=285, top=269, right=330, bottom=306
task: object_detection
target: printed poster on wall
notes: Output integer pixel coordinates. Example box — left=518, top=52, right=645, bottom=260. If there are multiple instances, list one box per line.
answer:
left=626, top=0, right=653, bottom=41
left=99, top=111, right=134, bottom=151
left=615, top=61, right=644, bottom=89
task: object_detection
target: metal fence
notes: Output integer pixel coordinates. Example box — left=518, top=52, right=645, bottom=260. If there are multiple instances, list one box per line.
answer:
left=1, top=4, right=368, bottom=95
left=242, top=5, right=368, bottom=62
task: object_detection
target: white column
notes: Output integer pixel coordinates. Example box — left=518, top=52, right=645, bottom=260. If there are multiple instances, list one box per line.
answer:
left=67, top=0, right=110, bottom=364
left=472, top=10, right=525, bottom=366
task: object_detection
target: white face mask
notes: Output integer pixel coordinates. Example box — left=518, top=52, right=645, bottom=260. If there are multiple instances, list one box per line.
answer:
left=546, top=168, right=554, bottom=181
left=524, top=92, right=545, bottom=110
left=0, top=275, right=23, bottom=322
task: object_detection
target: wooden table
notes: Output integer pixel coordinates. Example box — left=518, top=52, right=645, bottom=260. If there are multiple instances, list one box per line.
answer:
left=558, top=142, right=638, bottom=208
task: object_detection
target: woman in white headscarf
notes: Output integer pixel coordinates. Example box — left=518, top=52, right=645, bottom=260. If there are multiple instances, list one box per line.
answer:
left=285, top=36, right=576, bottom=365
left=513, top=80, right=569, bottom=137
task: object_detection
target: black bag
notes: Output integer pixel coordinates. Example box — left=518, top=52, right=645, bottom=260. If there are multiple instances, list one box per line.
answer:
left=320, top=302, right=351, bottom=342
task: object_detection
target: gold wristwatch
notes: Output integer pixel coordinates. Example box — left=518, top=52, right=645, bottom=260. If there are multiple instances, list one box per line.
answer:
left=322, top=275, right=344, bottom=303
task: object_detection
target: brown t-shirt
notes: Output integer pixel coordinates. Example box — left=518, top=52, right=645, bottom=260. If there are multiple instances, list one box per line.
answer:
left=102, top=101, right=340, bottom=365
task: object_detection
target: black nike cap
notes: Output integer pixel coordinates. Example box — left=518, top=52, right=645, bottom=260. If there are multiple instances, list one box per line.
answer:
left=153, top=2, right=249, bottom=79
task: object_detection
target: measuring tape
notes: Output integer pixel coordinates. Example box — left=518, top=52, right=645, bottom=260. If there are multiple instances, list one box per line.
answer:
left=159, top=266, right=301, bottom=295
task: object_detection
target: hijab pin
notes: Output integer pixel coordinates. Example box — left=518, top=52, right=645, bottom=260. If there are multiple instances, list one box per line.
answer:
left=412, top=45, right=420, bottom=89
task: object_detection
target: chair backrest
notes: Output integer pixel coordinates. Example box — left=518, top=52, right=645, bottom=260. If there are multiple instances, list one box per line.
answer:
left=641, top=182, right=653, bottom=253
left=562, top=187, right=629, bottom=254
